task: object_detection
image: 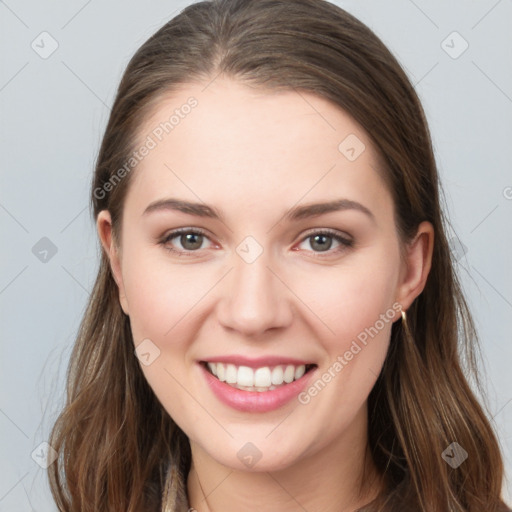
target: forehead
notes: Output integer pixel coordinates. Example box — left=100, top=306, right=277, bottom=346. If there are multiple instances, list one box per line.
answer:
left=123, top=78, right=392, bottom=221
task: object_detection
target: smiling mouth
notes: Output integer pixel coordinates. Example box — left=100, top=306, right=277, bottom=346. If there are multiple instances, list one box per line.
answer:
left=201, top=361, right=317, bottom=392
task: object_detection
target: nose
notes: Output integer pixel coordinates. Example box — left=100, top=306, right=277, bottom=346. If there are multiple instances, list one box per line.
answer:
left=216, top=247, right=293, bottom=337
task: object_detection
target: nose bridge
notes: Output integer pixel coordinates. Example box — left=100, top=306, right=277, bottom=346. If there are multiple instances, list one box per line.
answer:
left=216, top=236, right=292, bottom=335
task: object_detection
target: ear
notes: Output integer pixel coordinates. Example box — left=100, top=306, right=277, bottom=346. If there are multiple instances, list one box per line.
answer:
left=395, top=221, right=434, bottom=313
left=96, top=210, right=130, bottom=315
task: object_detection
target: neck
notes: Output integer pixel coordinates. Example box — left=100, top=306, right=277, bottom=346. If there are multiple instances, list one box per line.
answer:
left=186, top=405, right=384, bottom=512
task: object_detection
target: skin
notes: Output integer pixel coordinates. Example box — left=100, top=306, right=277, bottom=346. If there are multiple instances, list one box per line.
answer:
left=97, top=77, right=434, bottom=512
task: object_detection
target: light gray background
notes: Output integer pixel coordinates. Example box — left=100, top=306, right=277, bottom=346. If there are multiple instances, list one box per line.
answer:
left=1, top=0, right=511, bottom=509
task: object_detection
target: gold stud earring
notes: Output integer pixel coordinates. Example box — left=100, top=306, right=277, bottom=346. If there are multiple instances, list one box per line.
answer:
left=400, top=308, right=415, bottom=346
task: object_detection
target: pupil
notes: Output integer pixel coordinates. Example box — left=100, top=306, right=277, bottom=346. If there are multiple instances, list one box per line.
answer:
left=311, top=234, right=332, bottom=252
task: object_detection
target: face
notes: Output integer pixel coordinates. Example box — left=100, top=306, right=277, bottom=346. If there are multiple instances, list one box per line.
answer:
left=98, top=77, right=432, bottom=473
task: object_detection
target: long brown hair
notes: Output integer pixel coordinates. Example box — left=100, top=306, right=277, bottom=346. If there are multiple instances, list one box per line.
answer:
left=47, top=0, right=510, bottom=510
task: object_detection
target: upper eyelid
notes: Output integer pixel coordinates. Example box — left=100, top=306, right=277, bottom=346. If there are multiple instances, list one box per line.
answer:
left=300, top=227, right=352, bottom=241
left=162, top=227, right=211, bottom=242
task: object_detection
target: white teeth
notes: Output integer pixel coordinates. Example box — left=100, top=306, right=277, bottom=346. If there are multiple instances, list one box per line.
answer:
left=271, top=365, right=284, bottom=385
left=283, top=365, right=295, bottom=383
left=217, top=363, right=226, bottom=382
left=225, top=364, right=237, bottom=384
left=237, top=366, right=254, bottom=387
left=254, top=367, right=272, bottom=387
left=205, top=362, right=309, bottom=390
left=294, top=365, right=306, bottom=380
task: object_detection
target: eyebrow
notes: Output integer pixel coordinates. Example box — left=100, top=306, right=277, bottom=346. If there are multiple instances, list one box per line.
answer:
left=142, top=198, right=375, bottom=223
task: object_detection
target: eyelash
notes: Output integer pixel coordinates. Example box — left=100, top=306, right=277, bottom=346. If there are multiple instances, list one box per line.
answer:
left=159, top=227, right=354, bottom=259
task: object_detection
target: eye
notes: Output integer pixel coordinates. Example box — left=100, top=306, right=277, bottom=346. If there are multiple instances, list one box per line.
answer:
left=159, top=228, right=213, bottom=256
left=159, top=227, right=354, bottom=258
left=296, top=229, right=353, bottom=257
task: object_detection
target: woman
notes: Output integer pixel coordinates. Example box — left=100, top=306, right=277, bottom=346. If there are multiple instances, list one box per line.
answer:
left=47, top=0, right=511, bottom=510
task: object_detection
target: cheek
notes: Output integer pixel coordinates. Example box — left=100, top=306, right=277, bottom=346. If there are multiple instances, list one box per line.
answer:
left=291, top=252, right=400, bottom=349
left=289, top=257, right=399, bottom=440
left=120, top=250, right=210, bottom=418
left=120, top=248, right=204, bottom=341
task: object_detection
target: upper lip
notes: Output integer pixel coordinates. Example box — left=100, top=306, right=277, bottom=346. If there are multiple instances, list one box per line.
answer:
left=200, top=355, right=316, bottom=368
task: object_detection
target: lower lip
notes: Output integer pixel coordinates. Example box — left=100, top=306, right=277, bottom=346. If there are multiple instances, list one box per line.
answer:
left=199, top=363, right=316, bottom=413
